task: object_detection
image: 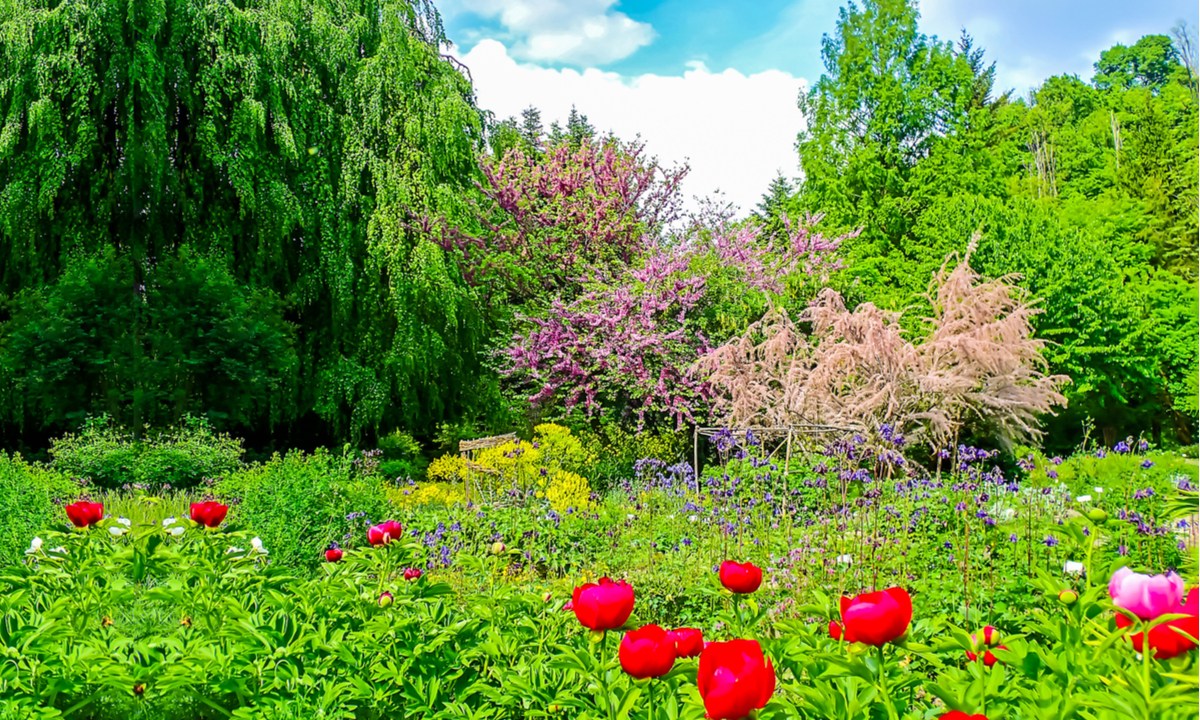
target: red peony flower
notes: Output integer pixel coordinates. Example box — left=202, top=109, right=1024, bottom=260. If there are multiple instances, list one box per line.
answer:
left=324, top=547, right=343, bottom=562
left=829, top=587, right=912, bottom=647
left=618, top=624, right=676, bottom=679
left=1115, top=587, right=1199, bottom=660
left=697, top=639, right=775, bottom=719
left=571, top=577, right=635, bottom=631
left=718, top=561, right=763, bottom=594
left=667, top=627, right=704, bottom=658
left=189, top=501, right=228, bottom=528
left=65, top=501, right=104, bottom=528
left=367, top=520, right=404, bottom=546
left=940, top=712, right=987, bottom=720
left=404, top=567, right=423, bottom=581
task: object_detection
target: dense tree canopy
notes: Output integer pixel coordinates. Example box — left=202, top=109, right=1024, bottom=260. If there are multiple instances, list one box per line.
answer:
left=789, top=0, right=1198, bottom=448
left=0, top=0, right=491, bottom=445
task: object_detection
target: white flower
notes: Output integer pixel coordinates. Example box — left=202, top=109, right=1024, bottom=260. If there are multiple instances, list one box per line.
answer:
left=1094, top=487, right=1104, bottom=494
left=168, top=526, right=185, bottom=537
left=688, top=514, right=698, bottom=523
left=108, top=526, right=128, bottom=537
left=226, top=546, right=244, bottom=554
left=1076, top=495, right=1092, bottom=503
left=250, top=537, right=268, bottom=555
left=117, top=517, right=132, bottom=527
left=998, top=508, right=1016, bottom=522
left=1063, top=561, right=1085, bottom=576
left=836, top=554, right=853, bottom=565
left=162, top=517, right=177, bottom=527
left=25, top=537, right=43, bottom=555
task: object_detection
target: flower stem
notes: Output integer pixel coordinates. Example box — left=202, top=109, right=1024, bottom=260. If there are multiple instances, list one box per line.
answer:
left=1142, top=621, right=1153, bottom=720
left=876, top=645, right=900, bottom=720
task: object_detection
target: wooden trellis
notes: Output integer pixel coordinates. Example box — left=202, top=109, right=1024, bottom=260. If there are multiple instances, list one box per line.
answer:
left=458, top=433, right=517, bottom=502
left=692, top=424, right=848, bottom=492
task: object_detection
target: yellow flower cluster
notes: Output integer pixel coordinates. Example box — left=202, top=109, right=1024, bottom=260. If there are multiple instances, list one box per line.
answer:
left=426, top=454, right=468, bottom=482
left=387, top=482, right=465, bottom=508
left=543, top=469, right=592, bottom=512
left=423, top=424, right=593, bottom=509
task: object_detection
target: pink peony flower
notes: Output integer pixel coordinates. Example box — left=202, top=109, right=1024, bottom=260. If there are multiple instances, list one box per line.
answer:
left=1109, top=567, right=1186, bottom=620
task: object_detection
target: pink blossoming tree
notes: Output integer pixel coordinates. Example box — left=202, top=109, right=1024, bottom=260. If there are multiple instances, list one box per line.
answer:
left=505, top=213, right=852, bottom=428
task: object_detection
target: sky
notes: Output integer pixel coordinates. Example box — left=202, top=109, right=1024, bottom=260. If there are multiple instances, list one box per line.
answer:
left=441, top=0, right=1199, bottom=214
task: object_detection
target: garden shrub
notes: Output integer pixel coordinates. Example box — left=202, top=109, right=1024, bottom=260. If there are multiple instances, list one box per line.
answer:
left=0, top=455, right=74, bottom=561
left=376, top=429, right=429, bottom=481
left=426, top=424, right=595, bottom=510
left=215, top=449, right=390, bottom=571
left=48, top=415, right=243, bottom=488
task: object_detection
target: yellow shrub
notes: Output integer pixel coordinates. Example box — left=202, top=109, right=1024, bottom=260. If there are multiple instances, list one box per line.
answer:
left=424, top=426, right=594, bottom=509
left=388, top=482, right=465, bottom=508
left=544, top=469, right=592, bottom=512
left=427, top=455, right=467, bottom=482
left=533, top=423, right=596, bottom=471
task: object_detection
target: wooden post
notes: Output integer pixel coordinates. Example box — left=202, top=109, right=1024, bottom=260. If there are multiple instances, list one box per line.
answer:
left=693, top=425, right=700, bottom=494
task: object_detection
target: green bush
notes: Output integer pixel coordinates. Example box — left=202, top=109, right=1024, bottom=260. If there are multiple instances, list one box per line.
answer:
left=48, top=415, right=243, bottom=488
left=0, top=455, right=76, bottom=561
left=215, top=449, right=391, bottom=572
left=376, top=429, right=428, bottom=481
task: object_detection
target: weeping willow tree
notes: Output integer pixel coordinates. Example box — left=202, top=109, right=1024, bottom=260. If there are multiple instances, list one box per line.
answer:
left=0, top=0, right=492, bottom=443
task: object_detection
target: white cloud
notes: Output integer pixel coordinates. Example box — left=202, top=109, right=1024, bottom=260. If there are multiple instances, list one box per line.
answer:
left=457, top=39, right=807, bottom=214
left=445, top=0, right=655, bottom=65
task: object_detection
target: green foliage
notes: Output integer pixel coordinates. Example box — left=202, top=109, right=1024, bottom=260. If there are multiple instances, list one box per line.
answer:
left=49, top=415, right=243, bottom=489
left=792, top=0, right=1199, bottom=446
left=1094, top=35, right=1184, bottom=92
left=376, top=429, right=428, bottom=481
left=1, top=249, right=297, bottom=434
left=214, top=449, right=391, bottom=571
left=0, top=0, right=492, bottom=444
left=0, top=455, right=73, bottom=563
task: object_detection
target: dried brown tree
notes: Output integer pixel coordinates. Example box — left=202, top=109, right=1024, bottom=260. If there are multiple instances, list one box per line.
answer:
left=694, top=237, right=1069, bottom=448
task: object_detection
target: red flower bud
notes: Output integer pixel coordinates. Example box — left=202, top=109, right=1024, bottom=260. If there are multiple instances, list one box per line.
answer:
left=189, top=501, right=228, bottom=528
left=404, top=567, right=423, bottom=581
left=367, top=520, right=404, bottom=546
left=666, top=627, right=704, bottom=658
left=324, top=547, right=343, bottom=563
left=718, top=560, right=763, bottom=594
left=966, top=646, right=1005, bottom=667
left=697, top=639, right=775, bottom=719
left=832, top=587, right=912, bottom=647
left=570, top=577, right=634, bottom=631
left=65, top=501, right=104, bottom=528
left=618, top=624, right=676, bottom=679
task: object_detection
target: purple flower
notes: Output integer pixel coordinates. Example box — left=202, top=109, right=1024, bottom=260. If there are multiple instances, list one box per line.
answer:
left=1008, top=533, right=1018, bottom=543
left=1043, top=535, right=1059, bottom=547
left=1113, top=440, right=1131, bottom=454
left=1140, top=459, right=1154, bottom=469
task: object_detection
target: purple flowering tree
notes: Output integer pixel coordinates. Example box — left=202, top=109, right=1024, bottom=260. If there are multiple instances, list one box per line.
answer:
left=505, top=215, right=850, bottom=428
left=441, top=138, right=686, bottom=303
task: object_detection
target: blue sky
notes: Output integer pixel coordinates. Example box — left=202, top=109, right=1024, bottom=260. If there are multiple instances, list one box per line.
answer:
left=441, top=0, right=1198, bottom=212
